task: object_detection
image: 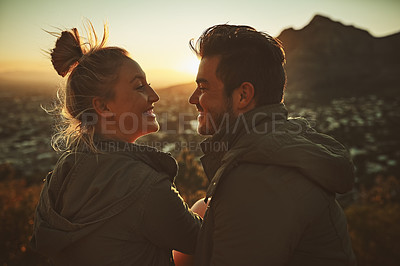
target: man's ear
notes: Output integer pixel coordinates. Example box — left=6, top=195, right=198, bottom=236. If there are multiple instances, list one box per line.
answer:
left=92, top=97, right=114, bottom=118
left=233, top=82, right=255, bottom=111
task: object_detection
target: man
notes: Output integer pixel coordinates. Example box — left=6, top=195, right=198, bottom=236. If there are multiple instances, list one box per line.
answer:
left=188, top=25, right=356, bottom=266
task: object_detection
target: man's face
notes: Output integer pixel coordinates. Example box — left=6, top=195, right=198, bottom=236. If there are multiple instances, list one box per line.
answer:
left=189, top=56, right=233, bottom=135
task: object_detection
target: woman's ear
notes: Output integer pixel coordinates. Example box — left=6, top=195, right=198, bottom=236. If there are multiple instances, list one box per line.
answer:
left=233, top=82, right=255, bottom=111
left=92, top=97, right=114, bottom=118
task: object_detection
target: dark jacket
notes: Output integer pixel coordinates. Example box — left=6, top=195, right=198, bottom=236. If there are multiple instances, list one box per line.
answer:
left=31, top=140, right=202, bottom=266
left=195, top=104, right=356, bottom=266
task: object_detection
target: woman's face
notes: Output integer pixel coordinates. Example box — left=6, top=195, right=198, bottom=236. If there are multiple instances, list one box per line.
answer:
left=104, top=58, right=160, bottom=142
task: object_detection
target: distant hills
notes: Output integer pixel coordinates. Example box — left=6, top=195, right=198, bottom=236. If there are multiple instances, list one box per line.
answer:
left=277, top=15, right=400, bottom=98
left=163, top=15, right=400, bottom=100
left=158, top=82, right=196, bottom=98
left=2, top=15, right=399, bottom=100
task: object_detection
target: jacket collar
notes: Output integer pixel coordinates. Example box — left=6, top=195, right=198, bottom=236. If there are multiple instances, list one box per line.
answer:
left=93, top=138, right=178, bottom=182
left=200, top=103, right=287, bottom=179
left=200, top=103, right=288, bottom=201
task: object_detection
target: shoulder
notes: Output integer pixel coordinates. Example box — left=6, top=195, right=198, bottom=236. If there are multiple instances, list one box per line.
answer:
left=98, top=151, right=172, bottom=183
left=206, top=163, right=333, bottom=243
left=215, top=163, right=331, bottom=215
left=217, top=163, right=299, bottom=201
left=59, top=150, right=171, bottom=191
left=68, top=151, right=174, bottom=216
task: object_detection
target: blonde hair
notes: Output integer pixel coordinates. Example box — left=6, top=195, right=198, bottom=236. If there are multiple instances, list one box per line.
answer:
left=48, top=22, right=130, bottom=153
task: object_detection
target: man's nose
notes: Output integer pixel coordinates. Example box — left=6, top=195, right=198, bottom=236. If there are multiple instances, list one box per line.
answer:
left=189, top=88, right=199, bottom=104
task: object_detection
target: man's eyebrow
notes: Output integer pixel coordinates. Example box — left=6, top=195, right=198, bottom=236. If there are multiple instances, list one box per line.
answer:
left=196, top=78, right=208, bottom=84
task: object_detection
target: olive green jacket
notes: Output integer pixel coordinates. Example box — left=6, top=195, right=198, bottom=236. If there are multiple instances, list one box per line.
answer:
left=31, top=141, right=201, bottom=265
left=195, top=103, right=356, bottom=266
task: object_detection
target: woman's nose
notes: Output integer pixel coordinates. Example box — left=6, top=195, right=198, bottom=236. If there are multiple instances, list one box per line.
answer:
left=148, top=86, right=160, bottom=102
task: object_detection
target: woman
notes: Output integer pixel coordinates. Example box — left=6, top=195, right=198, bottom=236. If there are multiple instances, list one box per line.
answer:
left=30, top=24, right=202, bottom=265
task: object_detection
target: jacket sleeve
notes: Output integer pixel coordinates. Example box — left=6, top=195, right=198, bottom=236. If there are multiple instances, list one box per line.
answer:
left=209, top=164, right=307, bottom=265
left=141, top=175, right=202, bottom=254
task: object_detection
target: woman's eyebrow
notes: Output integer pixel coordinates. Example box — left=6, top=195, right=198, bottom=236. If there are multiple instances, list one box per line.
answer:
left=130, top=74, right=144, bottom=83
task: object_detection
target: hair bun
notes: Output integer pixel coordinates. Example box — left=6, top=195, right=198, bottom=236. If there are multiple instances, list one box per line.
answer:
left=51, top=28, right=84, bottom=77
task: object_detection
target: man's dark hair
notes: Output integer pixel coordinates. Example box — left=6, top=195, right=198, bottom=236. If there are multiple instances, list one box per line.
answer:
left=190, top=24, right=286, bottom=105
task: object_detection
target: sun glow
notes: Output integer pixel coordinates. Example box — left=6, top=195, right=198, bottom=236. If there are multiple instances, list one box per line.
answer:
left=179, top=57, right=200, bottom=76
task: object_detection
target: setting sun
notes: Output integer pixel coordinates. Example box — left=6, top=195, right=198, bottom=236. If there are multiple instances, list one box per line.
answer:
left=179, top=57, right=200, bottom=76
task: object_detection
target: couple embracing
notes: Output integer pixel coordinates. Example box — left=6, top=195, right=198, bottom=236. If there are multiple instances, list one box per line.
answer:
left=31, top=23, right=356, bottom=266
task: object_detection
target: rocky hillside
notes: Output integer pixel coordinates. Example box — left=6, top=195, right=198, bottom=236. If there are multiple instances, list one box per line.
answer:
left=277, top=15, right=400, bottom=97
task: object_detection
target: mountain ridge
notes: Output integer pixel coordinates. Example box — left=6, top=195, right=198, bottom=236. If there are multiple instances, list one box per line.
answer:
left=277, top=14, right=400, bottom=97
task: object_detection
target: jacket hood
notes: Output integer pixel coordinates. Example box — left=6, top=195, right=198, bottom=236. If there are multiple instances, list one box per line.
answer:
left=31, top=141, right=177, bottom=257
left=201, top=104, right=355, bottom=199
left=236, top=117, right=355, bottom=194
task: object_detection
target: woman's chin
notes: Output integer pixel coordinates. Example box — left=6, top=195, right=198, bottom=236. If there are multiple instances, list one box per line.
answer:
left=140, top=122, right=160, bottom=137
left=145, top=127, right=159, bottom=136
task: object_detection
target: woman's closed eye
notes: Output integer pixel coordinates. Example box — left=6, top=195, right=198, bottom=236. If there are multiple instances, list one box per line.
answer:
left=135, top=84, right=145, bottom=90
left=136, top=83, right=151, bottom=91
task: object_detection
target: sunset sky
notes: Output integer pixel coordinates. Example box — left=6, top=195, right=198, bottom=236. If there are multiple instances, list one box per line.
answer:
left=0, top=0, right=399, bottom=88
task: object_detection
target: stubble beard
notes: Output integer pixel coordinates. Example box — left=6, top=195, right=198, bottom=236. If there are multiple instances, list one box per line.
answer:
left=199, top=96, right=236, bottom=136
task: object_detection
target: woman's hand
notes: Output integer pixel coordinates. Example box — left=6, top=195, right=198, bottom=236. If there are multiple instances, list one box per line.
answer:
left=173, top=198, right=208, bottom=266
left=189, top=197, right=208, bottom=217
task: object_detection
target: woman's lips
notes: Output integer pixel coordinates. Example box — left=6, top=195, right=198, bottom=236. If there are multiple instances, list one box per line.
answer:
left=143, top=108, right=156, bottom=118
